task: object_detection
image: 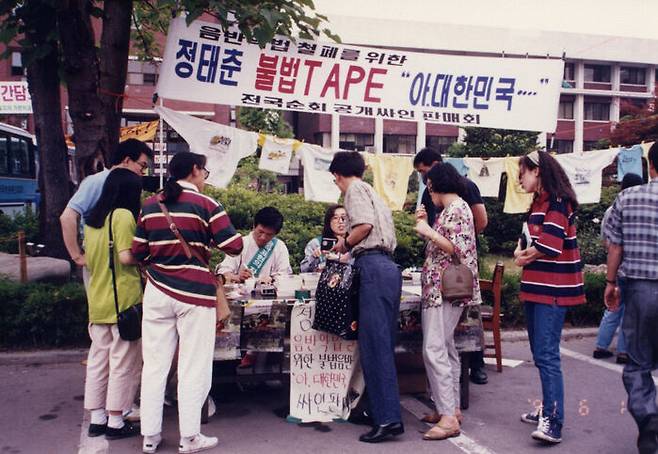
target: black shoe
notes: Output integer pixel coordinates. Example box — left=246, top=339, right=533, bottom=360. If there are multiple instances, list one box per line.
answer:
left=616, top=353, right=629, bottom=364
left=638, top=430, right=658, bottom=454
left=348, top=410, right=374, bottom=426
left=593, top=348, right=614, bottom=359
left=470, top=367, right=488, bottom=385
left=105, top=421, right=139, bottom=440
left=359, top=422, right=404, bottom=443
left=88, top=423, right=107, bottom=437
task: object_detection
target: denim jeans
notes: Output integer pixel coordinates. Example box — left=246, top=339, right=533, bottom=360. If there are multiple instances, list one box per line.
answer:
left=621, top=278, right=658, bottom=430
left=595, top=277, right=626, bottom=353
left=524, top=301, right=567, bottom=425
left=354, top=252, right=402, bottom=425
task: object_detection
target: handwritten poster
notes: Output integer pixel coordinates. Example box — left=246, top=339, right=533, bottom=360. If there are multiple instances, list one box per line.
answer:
left=289, top=302, right=364, bottom=422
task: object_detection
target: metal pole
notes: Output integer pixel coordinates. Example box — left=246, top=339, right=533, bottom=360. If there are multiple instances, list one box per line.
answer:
left=158, top=98, right=165, bottom=189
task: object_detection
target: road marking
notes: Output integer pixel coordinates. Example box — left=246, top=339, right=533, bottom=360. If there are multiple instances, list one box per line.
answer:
left=560, top=347, right=658, bottom=386
left=483, top=358, right=524, bottom=368
left=400, top=395, right=498, bottom=454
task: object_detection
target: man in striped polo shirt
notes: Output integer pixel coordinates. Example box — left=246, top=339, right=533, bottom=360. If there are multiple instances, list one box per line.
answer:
left=605, top=142, right=658, bottom=454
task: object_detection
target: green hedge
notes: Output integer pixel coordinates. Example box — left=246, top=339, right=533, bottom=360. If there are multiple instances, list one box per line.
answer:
left=0, top=209, right=39, bottom=254
left=0, top=279, right=89, bottom=348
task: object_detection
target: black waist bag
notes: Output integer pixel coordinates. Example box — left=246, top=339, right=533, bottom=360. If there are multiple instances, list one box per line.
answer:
left=312, top=260, right=359, bottom=340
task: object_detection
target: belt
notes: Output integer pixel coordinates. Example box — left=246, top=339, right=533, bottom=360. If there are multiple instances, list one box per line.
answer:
left=353, top=248, right=392, bottom=259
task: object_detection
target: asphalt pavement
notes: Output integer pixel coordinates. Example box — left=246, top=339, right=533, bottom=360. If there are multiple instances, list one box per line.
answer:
left=0, top=333, right=651, bottom=454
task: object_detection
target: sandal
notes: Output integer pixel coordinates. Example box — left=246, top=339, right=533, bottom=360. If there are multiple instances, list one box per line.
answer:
left=422, top=423, right=460, bottom=441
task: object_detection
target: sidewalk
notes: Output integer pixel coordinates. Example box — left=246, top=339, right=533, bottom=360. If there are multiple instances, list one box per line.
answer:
left=0, top=327, right=599, bottom=366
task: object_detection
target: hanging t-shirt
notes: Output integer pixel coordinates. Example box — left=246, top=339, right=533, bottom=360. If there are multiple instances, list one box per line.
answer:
left=554, top=148, right=619, bottom=204
left=155, top=106, right=258, bottom=188
left=258, top=134, right=299, bottom=174
left=617, top=145, right=644, bottom=182
left=444, top=157, right=469, bottom=177
left=463, top=157, right=506, bottom=197
left=503, top=157, right=534, bottom=214
left=298, top=143, right=340, bottom=203
left=365, top=153, right=414, bottom=211
left=642, top=142, right=654, bottom=176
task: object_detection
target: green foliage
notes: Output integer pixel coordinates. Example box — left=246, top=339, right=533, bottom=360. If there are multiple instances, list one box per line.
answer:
left=447, top=127, right=540, bottom=158
left=0, top=279, right=88, bottom=347
left=238, top=107, right=293, bottom=138
left=204, top=186, right=424, bottom=272
left=0, top=209, right=39, bottom=254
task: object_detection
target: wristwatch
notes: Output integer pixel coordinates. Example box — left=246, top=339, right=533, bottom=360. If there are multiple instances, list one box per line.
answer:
left=605, top=278, right=616, bottom=285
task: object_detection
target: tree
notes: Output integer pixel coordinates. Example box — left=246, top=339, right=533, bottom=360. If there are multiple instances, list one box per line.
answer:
left=0, top=0, right=336, bottom=258
left=609, top=97, right=658, bottom=146
left=447, top=127, right=540, bottom=158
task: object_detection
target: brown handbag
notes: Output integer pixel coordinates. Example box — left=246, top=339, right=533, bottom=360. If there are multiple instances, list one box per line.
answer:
left=441, top=254, right=474, bottom=304
left=157, top=200, right=231, bottom=322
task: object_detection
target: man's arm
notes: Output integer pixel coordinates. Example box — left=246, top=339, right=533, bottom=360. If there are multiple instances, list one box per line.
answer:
left=471, top=203, right=488, bottom=234
left=334, top=223, right=372, bottom=253
left=59, top=207, right=85, bottom=266
left=604, top=243, right=623, bottom=311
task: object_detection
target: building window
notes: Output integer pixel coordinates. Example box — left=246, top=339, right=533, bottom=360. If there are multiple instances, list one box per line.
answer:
left=563, top=63, right=575, bottom=81
left=558, top=101, right=574, bottom=119
left=547, top=139, right=573, bottom=154
left=11, top=52, right=24, bottom=76
left=426, top=136, right=457, bottom=154
left=584, top=64, right=611, bottom=83
left=127, top=58, right=159, bottom=86
left=339, top=133, right=374, bottom=151
left=584, top=102, right=610, bottom=121
left=143, top=73, right=157, bottom=85
left=620, top=67, right=646, bottom=85
left=383, top=135, right=416, bottom=154
left=583, top=141, right=600, bottom=151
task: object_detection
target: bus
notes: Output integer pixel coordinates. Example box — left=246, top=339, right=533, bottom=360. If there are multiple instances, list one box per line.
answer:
left=0, top=122, right=39, bottom=216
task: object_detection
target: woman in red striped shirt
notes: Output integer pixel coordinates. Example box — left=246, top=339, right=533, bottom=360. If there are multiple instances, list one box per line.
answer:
left=514, top=150, right=585, bottom=445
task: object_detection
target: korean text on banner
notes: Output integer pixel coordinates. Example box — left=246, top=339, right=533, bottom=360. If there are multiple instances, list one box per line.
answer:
left=157, top=17, right=564, bottom=132
left=155, top=106, right=258, bottom=188
left=0, top=81, right=32, bottom=114
left=289, top=302, right=364, bottom=422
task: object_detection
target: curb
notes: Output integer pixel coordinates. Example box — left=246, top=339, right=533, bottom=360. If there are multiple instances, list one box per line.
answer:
left=0, top=328, right=598, bottom=366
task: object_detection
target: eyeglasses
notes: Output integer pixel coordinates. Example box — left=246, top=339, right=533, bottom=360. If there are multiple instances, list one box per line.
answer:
left=203, top=167, right=210, bottom=180
left=136, top=160, right=149, bottom=170
left=331, top=216, right=346, bottom=222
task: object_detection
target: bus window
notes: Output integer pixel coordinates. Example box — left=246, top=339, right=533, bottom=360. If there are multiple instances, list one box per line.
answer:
left=10, top=136, right=31, bottom=177
left=0, top=135, right=7, bottom=175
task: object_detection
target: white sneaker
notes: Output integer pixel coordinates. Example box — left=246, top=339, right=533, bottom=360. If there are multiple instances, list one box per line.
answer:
left=179, top=433, right=218, bottom=453
left=124, top=404, right=141, bottom=422
left=143, top=434, right=162, bottom=453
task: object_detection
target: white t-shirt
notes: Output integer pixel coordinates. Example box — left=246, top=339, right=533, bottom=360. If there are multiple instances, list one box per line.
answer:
left=554, top=148, right=619, bottom=204
left=258, top=135, right=298, bottom=174
left=298, top=143, right=340, bottom=204
left=216, top=231, right=292, bottom=278
left=155, top=106, right=258, bottom=188
left=463, top=157, right=505, bottom=198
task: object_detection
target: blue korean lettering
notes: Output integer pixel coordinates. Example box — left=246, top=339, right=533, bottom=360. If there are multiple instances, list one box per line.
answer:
left=495, top=77, right=515, bottom=111
left=472, top=76, right=493, bottom=109
left=219, top=48, right=243, bottom=86
left=175, top=39, right=197, bottom=78
left=196, top=43, right=220, bottom=83
left=452, top=75, right=474, bottom=109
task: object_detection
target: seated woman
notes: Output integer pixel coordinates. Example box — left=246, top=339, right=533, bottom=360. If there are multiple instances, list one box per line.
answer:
left=300, top=204, right=349, bottom=272
left=414, top=162, right=481, bottom=441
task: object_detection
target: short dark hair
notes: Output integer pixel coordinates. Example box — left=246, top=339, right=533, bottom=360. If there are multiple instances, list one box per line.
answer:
left=426, top=162, right=465, bottom=197
left=328, top=151, right=365, bottom=178
left=649, top=142, right=658, bottom=173
left=413, top=147, right=443, bottom=167
left=254, top=206, right=284, bottom=233
left=620, top=172, right=644, bottom=190
left=111, top=139, right=154, bottom=166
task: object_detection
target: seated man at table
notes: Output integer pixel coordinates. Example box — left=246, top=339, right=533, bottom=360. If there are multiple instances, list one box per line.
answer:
left=216, top=206, right=293, bottom=284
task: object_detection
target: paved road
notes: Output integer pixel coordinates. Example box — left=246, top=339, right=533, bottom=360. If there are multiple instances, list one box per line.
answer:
left=0, top=335, right=651, bottom=454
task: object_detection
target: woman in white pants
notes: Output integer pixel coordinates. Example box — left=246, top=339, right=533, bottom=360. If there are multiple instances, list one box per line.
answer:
left=414, top=162, right=481, bottom=441
left=132, top=152, right=243, bottom=453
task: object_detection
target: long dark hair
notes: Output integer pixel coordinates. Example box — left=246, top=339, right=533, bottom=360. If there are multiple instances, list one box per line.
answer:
left=86, top=169, right=142, bottom=228
left=321, top=204, right=345, bottom=239
left=520, top=150, right=579, bottom=210
left=161, top=152, right=207, bottom=204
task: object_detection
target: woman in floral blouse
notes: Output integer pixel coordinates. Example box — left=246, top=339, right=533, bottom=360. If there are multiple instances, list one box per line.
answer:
left=414, top=162, right=481, bottom=441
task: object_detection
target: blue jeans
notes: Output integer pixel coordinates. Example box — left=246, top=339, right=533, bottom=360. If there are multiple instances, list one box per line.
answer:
left=524, top=301, right=567, bottom=425
left=621, top=278, right=658, bottom=430
left=595, top=277, right=626, bottom=353
left=354, top=252, right=402, bottom=425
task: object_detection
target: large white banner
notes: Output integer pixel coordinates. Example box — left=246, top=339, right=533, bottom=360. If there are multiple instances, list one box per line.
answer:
left=0, top=81, right=32, bottom=114
left=158, top=17, right=564, bottom=132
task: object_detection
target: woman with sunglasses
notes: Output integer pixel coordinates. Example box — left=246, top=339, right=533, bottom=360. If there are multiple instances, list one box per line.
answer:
left=132, top=152, right=243, bottom=453
left=300, top=204, right=350, bottom=272
left=514, top=150, right=584, bottom=445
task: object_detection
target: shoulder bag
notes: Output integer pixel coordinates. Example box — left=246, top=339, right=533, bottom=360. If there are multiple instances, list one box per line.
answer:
left=157, top=200, right=231, bottom=322
left=109, top=210, right=142, bottom=341
left=312, top=259, right=359, bottom=340
left=441, top=254, right=474, bottom=304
